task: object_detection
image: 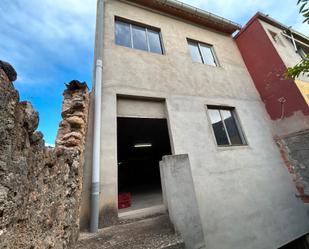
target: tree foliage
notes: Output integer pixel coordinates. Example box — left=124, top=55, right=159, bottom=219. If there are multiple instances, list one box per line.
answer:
left=286, top=54, right=309, bottom=79
left=298, top=0, right=309, bottom=24
left=285, top=0, right=309, bottom=79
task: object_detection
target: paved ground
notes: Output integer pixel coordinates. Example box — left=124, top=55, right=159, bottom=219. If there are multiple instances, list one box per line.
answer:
left=76, top=214, right=185, bottom=249
left=118, top=187, right=163, bottom=213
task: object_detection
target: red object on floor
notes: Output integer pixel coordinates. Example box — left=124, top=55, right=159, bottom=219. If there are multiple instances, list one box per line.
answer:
left=118, top=192, right=131, bottom=209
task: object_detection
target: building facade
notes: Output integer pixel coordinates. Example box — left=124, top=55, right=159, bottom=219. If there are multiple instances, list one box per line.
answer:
left=81, top=1, right=309, bottom=248
left=235, top=13, right=309, bottom=205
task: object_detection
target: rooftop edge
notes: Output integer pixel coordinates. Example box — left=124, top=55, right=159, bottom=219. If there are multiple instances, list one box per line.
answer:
left=125, top=0, right=242, bottom=34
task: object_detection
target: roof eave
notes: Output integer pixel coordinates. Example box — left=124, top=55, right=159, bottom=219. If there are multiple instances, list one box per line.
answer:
left=125, top=0, right=241, bottom=34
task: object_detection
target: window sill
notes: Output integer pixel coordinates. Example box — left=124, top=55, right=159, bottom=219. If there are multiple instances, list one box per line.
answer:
left=191, top=61, right=223, bottom=68
left=216, top=145, right=250, bottom=151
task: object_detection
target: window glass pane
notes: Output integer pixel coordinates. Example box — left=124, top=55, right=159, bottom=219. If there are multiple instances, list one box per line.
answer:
left=221, top=110, right=243, bottom=145
left=298, top=48, right=307, bottom=60
left=132, top=25, right=148, bottom=51
left=148, top=29, right=162, bottom=54
left=199, top=44, right=217, bottom=66
left=208, top=109, right=229, bottom=146
left=115, top=21, right=131, bottom=48
left=188, top=41, right=203, bottom=63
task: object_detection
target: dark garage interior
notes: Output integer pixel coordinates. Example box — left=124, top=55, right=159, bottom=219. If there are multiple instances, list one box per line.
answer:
left=117, top=117, right=172, bottom=212
left=278, top=235, right=309, bottom=249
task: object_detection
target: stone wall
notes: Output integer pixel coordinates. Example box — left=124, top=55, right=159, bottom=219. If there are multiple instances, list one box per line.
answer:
left=0, top=61, right=89, bottom=249
left=276, top=130, right=309, bottom=203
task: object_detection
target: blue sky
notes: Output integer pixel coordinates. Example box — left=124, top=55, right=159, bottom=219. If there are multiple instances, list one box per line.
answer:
left=0, top=0, right=308, bottom=145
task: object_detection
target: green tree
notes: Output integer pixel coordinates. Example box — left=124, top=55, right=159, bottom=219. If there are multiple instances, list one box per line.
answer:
left=298, top=0, right=309, bottom=23
left=286, top=0, right=309, bottom=79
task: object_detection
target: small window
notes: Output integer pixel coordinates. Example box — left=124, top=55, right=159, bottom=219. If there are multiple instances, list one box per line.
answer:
left=207, top=106, right=246, bottom=146
left=268, top=30, right=284, bottom=46
left=187, top=39, right=218, bottom=66
left=115, top=18, right=163, bottom=54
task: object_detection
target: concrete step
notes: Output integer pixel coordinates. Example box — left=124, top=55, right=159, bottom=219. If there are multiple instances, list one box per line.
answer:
left=76, top=214, right=185, bottom=249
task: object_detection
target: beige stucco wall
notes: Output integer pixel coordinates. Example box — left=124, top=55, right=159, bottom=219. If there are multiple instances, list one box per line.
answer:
left=117, top=97, right=166, bottom=118
left=81, top=0, right=309, bottom=248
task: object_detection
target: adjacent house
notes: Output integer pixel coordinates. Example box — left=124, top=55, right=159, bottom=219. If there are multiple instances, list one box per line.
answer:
left=235, top=12, right=309, bottom=206
left=80, top=1, right=309, bottom=248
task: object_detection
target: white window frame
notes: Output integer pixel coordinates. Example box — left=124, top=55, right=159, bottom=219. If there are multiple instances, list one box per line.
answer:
left=187, top=39, right=219, bottom=66
left=206, top=105, right=247, bottom=147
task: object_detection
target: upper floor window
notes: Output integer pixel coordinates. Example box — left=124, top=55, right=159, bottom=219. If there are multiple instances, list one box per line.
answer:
left=115, top=18, right=164, bottom=54
left=207, top=106, right=246, bottom=146
left=187, top=39, right=218, bottom=66
left=268, top=30, right=284, bottom=46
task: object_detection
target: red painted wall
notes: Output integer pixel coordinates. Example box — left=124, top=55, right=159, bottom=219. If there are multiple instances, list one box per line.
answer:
left=235, top=18, right=309, bottom=120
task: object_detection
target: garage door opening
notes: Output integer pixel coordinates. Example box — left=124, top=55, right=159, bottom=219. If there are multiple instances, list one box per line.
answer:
left=117, top=117, right=171, bottom=216
left=278, top=234, right=309, bottom=249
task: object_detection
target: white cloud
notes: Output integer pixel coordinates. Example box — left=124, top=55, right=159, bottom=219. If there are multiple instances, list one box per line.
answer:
left=0, top=0, right=96, bottom=86
left=45, top=143, right=55, bottom=148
